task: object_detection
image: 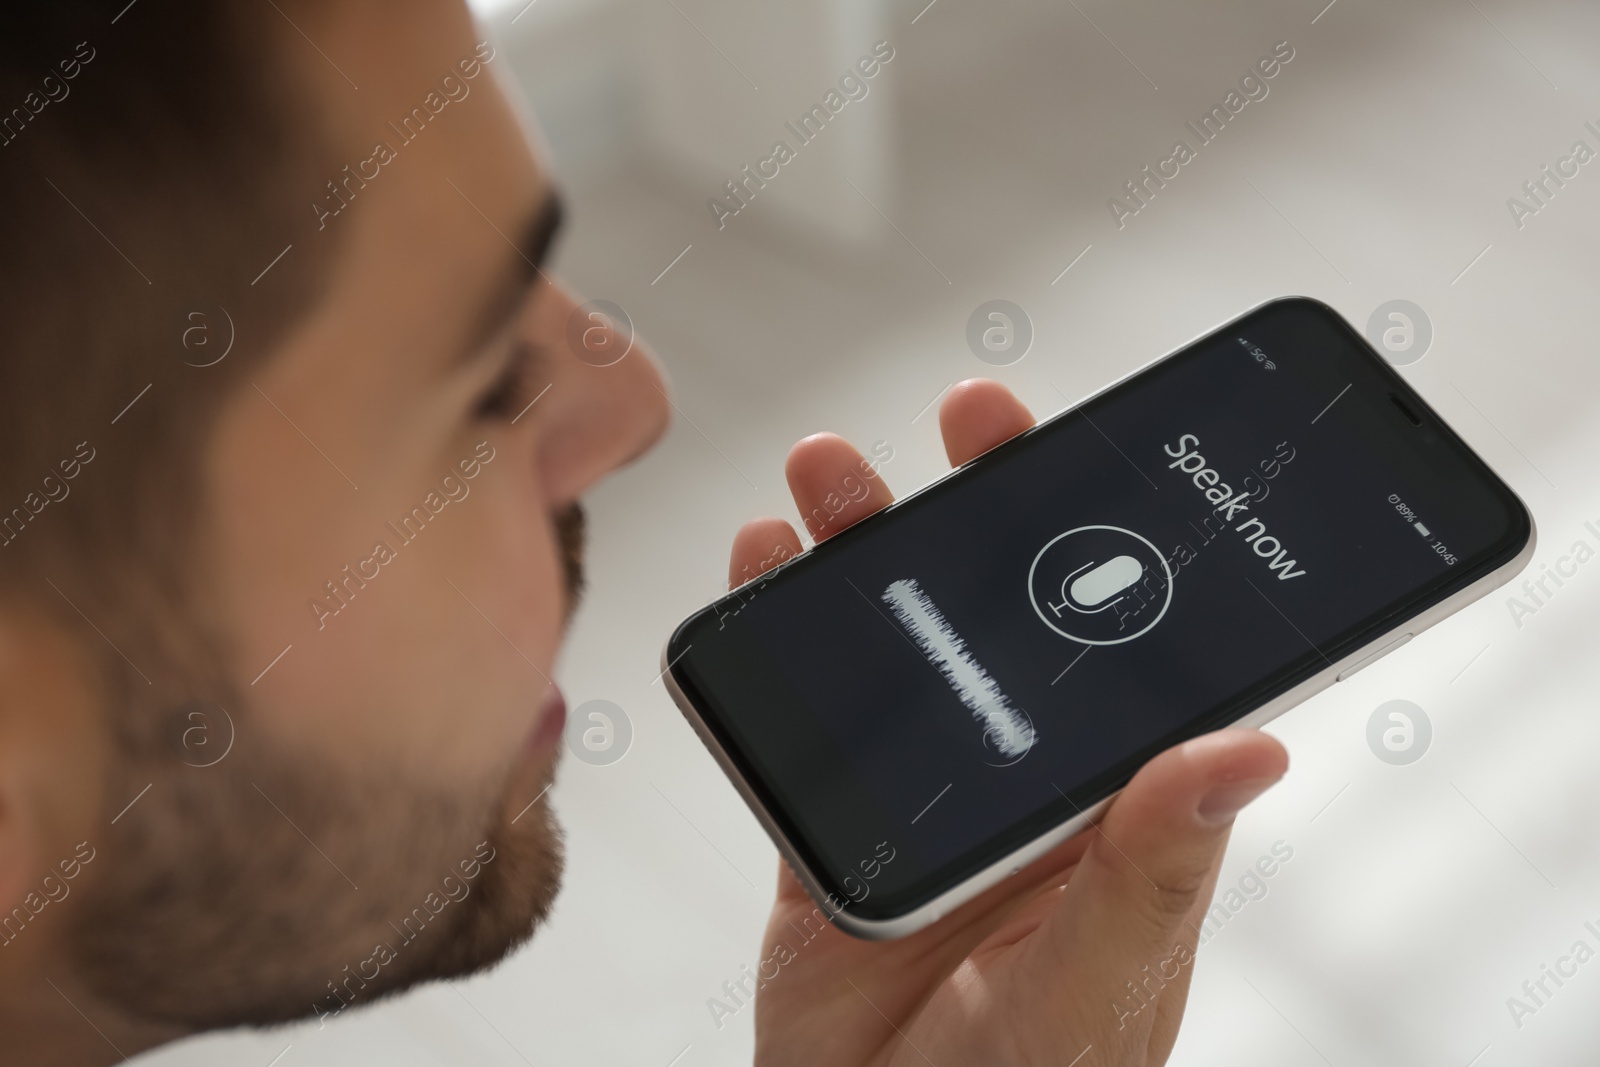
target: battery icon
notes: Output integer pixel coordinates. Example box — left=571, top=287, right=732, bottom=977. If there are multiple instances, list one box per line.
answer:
left=1414, top=521, right=1431, bottom=537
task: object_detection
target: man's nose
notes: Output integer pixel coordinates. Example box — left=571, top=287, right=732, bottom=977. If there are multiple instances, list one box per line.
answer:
left=532, top=284, right=671, bottom=505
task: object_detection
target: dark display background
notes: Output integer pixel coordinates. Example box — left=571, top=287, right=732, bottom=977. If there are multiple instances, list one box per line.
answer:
left=670, top=299, right=1528, bottom=921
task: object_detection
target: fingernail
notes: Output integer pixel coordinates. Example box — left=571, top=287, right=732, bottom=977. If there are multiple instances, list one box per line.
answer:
left=1196, top=777, right=1281, bottom=826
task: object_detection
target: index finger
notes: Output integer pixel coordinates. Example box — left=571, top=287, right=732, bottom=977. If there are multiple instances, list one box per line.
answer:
left=784, top=432, right=896, bottom=543
left=939, top=379, right=1036, bottom=466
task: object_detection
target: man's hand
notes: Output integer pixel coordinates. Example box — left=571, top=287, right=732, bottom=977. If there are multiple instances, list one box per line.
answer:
left=726, top=379, right=1288, bottom=1066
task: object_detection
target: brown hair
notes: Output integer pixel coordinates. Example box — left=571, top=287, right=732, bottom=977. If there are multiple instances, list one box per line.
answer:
left=0, top=1, right=339, bottom=695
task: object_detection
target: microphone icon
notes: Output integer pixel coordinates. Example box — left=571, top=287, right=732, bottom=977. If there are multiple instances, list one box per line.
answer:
left=1028, top=526, right=1174, bottom=645
left=1046, top=555, right=1144, bottom=618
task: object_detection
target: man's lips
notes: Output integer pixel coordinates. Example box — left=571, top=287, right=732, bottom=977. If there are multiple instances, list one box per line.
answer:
left=528, top=684, right=566, bottom=756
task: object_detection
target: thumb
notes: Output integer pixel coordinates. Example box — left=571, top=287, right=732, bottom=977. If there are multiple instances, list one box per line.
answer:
left=1026, top=730, right=1287, bottom=1038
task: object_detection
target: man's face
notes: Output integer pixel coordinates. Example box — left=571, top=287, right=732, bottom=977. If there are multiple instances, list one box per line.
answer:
left=64, top=0, right=667, bottom=1027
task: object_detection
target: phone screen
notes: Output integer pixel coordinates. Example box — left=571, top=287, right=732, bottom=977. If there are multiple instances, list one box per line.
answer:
left=667, top=299, right=1528, bottom=921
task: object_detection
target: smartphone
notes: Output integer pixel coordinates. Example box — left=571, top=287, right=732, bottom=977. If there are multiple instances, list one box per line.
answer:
left=661, top=297, right=1534, bottom=939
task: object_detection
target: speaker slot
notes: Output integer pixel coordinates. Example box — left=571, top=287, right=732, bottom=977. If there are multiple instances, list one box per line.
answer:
left=1390, top=393, right=1423, bottom=426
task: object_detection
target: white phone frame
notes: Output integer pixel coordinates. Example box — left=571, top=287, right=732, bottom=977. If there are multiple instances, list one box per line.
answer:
left=660, top=298, right=1537, bottom=940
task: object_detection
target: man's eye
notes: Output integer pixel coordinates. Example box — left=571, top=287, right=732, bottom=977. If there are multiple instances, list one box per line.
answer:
left=474, top=343, right=538, bottom=421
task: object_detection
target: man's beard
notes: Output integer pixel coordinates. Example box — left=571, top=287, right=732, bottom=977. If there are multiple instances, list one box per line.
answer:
left=554, top=502, right=586, bottom=621
left=65, top=504, right=586, bottom=1028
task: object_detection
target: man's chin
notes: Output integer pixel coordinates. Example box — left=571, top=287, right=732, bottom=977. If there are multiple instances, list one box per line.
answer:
left=309, top=798, right=567, bottom=1027
left=70, top=740, right=565, bottom=1032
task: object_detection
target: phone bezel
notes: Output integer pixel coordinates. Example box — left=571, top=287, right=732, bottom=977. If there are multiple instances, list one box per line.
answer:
left=661, top=296, right=1535, bottom=939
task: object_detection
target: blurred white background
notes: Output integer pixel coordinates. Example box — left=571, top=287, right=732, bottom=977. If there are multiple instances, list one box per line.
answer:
left=143, top=0, right=1600, bottom=1063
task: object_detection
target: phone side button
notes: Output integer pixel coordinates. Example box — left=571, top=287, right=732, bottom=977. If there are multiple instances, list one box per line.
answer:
left=1336, top=633, right=1414, bottom=682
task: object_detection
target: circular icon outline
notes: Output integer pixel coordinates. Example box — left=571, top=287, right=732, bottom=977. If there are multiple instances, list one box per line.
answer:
left=1027, top=525, right=1173, bottom=646
left=566, top=300, right=635, bottom=369
left=1364, top=299, right=1433, bottom=368
left=1365, top=699, right=1431, bottom=766
left=966, top=299, right=1033, bottom=367
left=564, top=698, right=633, bottom=766
left=174, top=701, right=235, bottom=768
left=181, top=306, right=235, bottom=368
left=981, top=705, right=1035, bottom=767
